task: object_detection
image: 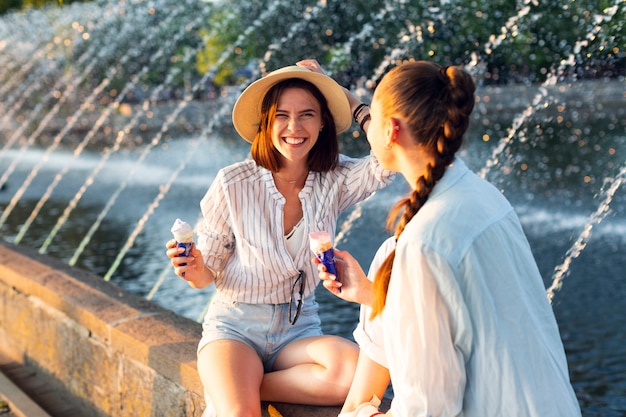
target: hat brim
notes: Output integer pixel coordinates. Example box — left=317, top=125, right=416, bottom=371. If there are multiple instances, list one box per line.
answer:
left=232, top=66, right=351, bottom=143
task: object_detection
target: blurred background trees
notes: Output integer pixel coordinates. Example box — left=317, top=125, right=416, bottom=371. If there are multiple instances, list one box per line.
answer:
left=1, top=0, right=88, bottom=14
left=1, top=0, right=623, bottom=90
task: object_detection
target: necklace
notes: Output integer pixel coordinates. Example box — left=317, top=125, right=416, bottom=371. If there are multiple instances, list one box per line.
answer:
left=273, top=171, right=307, bottom=184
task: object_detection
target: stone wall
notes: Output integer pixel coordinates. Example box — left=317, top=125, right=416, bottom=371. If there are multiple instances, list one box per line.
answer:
left=0, top=241, right=205, bottom=416
left=0, top=241, right=357, bottom=417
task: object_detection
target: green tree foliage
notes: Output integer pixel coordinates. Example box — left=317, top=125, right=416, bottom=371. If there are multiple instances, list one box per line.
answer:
left=201, top=0, right=623, bottom=86
left=3, top=0, right=622, bottom=91
left=0, top=0, right=87, bottom=14
left=195, top=7, right=252, bottom=86
left=0, top=0, right=26, bottom=14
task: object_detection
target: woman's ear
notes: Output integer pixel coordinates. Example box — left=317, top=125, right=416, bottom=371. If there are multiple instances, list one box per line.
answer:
left=385, top=118, right=400, bottom=144
left=391, top=118, right=400, bottom=140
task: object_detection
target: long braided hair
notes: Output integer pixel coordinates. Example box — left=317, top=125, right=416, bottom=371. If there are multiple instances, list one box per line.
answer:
left=370, top=61, right=476, bottom=318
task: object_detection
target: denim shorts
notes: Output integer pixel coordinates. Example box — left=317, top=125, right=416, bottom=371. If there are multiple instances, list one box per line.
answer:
left=198, top=292, right=323, bottom=372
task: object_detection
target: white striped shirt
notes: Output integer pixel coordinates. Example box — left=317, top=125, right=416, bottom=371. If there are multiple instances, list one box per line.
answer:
left=197, top=152, right=394, bottom=304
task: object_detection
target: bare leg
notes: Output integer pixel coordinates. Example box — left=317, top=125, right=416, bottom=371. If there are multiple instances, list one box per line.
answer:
left=340, top=350, right=390, bottom=413
left=260, top=335, right=359, bottom=405
left=198, top=339, right=265, bottom=417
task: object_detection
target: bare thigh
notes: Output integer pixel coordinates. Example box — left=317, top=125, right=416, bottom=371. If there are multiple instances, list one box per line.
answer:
left=260, top=335, right=359, bottom=405
left=273, top=334, right=357, bottom=371
left=198, top=339, right=265, bottom=417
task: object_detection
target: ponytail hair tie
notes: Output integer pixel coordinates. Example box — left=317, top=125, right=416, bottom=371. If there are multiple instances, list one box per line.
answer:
left=440, top=65, right=450, bottom=84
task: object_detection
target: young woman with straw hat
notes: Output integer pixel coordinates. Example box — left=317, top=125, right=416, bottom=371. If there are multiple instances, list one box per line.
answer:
left=166, top=60, right=393, bottom=416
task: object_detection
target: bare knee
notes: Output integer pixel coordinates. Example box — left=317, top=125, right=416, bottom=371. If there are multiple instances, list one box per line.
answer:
left=198, top=340, right=265, bottom=417
left=321, top=340, right=360, bottom=402
left=264, top=336, right=360, bottom=405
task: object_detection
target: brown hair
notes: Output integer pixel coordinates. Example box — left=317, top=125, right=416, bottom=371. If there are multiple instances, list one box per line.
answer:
left=250, top=78, right=339, bottom=172
left=371, top=61, right=476, bottom=318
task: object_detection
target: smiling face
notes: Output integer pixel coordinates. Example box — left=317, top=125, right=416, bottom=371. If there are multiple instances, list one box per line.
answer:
left=251, top=78, right=339, bottom=173
left=270, top=87, right=324, bottom=166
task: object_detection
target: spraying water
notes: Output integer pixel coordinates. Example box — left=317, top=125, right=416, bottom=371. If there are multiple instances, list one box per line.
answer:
left=0, top=1, right=624, bottom=413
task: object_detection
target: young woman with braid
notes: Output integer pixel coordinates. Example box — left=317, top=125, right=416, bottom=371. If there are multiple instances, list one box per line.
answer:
left=318, top=60, right=582, bottom=417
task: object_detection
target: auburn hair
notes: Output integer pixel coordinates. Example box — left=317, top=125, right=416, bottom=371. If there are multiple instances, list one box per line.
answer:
left=370, top=61, right=476, bottom=318
left=250, top=78, right=339, bottom=172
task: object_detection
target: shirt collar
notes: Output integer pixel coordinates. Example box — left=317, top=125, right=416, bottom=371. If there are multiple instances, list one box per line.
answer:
left=428, top=157, right=469, bottom=200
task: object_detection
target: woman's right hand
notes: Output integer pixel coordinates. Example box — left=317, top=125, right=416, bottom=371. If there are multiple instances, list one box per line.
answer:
left=165, top=239, right=213, bottom=288
left=318, top=248, right=374, bottom=306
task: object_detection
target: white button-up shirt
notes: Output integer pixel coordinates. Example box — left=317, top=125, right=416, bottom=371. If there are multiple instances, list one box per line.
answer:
left=356, top=158, right=581, bottom=417
left=197, top=153, right=394, bottom=304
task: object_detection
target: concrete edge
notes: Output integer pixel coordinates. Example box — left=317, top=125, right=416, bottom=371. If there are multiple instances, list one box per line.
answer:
left=0, top=240, right=205, bottom=416
left=0, top=369, right=53, bottom=417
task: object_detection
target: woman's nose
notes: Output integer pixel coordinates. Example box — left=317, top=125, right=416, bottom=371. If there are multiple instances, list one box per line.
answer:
left=288, top=117, right=301, bottom=130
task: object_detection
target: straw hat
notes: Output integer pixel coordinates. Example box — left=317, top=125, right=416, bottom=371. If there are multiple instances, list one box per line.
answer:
left=232, top=66, right=351, bottom=143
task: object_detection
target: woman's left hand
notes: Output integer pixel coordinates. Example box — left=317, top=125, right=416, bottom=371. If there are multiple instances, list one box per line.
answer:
left=297, top=59, right=364, bottom=114
left=296, top=59, right=325, bottom=74
left=316, top=248, right=374, bottom=306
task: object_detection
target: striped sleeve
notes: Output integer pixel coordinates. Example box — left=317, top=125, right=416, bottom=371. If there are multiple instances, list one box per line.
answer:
left=197, top=169, right=236, bottom=273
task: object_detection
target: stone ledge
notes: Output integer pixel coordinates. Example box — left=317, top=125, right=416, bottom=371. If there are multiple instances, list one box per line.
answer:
left=0, top=368, right=53, bottom=417
left=0, top=240, right=377, bottom=416
left=0, top=240, right=204, bottom=416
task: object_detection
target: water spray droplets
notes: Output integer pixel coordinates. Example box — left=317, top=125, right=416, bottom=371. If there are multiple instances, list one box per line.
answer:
left=547, top=163, right=626, bottom=303
left=0, top=0, right=622, bottom=306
